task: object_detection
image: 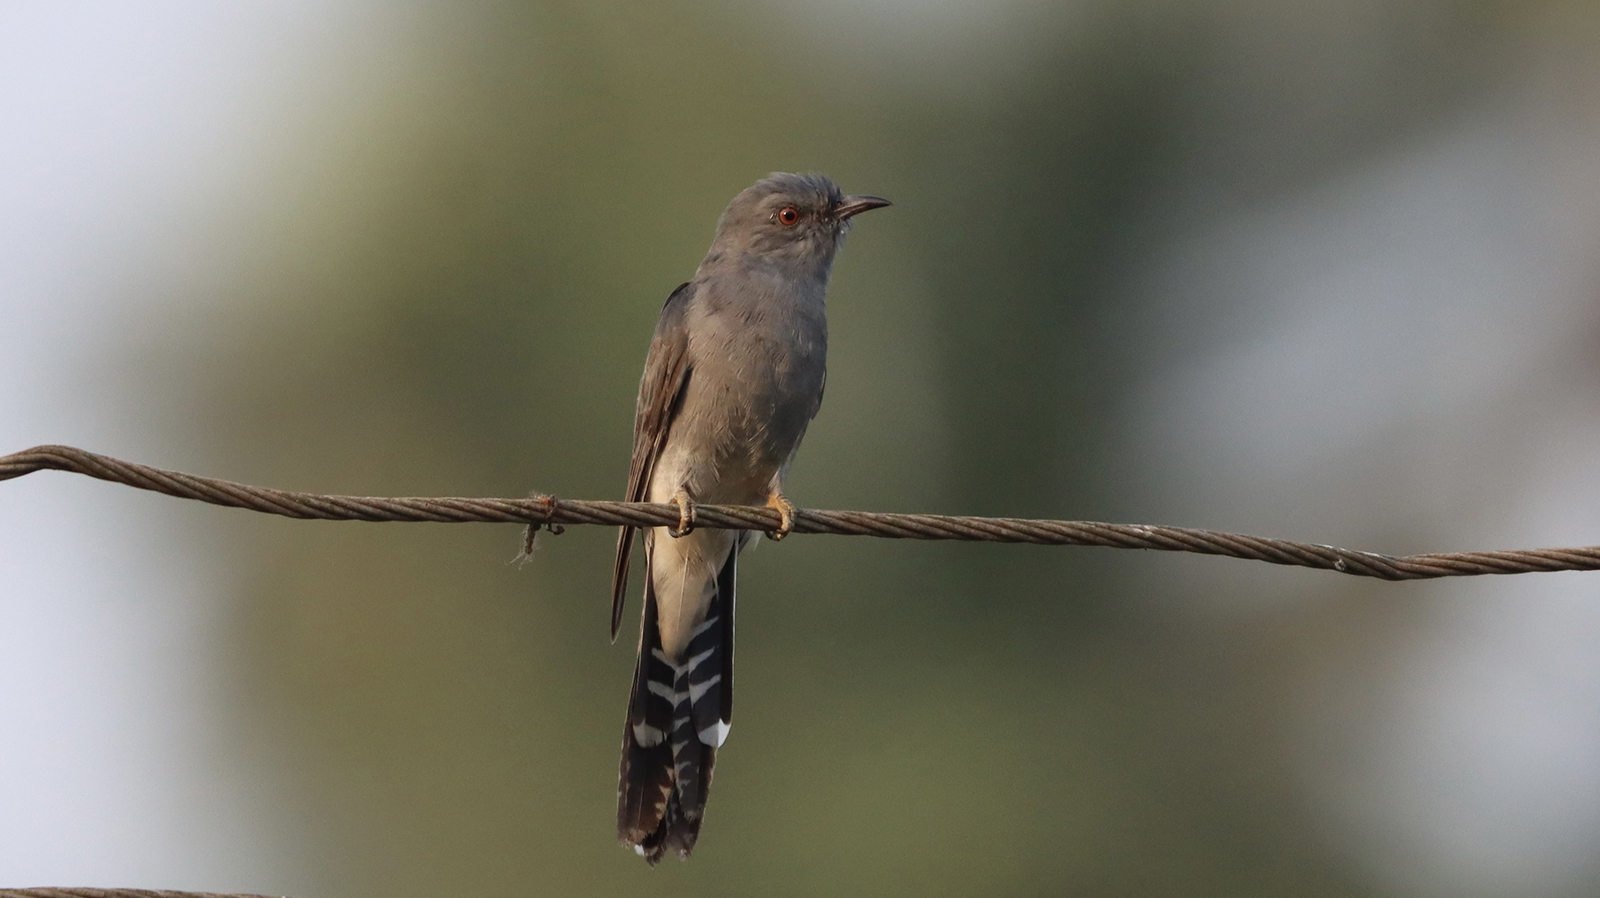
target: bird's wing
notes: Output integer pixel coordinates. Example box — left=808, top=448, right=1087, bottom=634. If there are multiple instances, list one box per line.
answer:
left=611, top=282, right=695, bottom=639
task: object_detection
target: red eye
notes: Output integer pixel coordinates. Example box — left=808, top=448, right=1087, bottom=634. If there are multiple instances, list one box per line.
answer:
left=777, top=206, right=800, bottom=226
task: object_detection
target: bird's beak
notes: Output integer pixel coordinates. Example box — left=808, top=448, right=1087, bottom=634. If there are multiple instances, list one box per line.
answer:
left=833, top=195, right=892, bottom=220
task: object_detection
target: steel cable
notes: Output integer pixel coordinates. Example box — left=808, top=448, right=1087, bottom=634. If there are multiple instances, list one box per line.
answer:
left=6, top=443, right=1600, bottom=580
left=0, top=883, right=284, bottom=889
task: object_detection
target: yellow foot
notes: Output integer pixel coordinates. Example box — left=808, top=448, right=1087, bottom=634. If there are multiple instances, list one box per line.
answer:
left=668, top=490, right=696, bottom=538
left=764, top=493, right=797, bottom=541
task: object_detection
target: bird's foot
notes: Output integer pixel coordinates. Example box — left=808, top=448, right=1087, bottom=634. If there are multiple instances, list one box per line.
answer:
left=764, top=493, right=797, bottom=541
left=668, top=490, right=696, bottom=538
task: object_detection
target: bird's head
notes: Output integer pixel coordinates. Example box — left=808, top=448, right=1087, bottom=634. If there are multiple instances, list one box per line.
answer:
left=706, top=172, right=890, bottom=272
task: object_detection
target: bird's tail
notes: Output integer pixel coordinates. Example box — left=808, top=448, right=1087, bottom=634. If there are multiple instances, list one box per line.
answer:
left=617, top=544, right=736, bottom=863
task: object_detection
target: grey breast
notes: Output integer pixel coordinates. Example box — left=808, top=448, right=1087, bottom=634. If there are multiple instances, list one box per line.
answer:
left=673, top=260, right=828, bottom=504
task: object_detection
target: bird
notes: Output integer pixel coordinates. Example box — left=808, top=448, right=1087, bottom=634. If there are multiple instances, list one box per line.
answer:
left=610, top=173, right=889, bottom=863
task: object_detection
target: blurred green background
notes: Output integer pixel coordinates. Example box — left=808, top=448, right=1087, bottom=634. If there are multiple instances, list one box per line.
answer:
left=6, top=0, right=1600, bottom=896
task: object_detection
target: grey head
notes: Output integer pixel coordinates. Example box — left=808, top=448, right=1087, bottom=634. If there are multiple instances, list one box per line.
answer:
left=701, top=172, right=890, bottom=276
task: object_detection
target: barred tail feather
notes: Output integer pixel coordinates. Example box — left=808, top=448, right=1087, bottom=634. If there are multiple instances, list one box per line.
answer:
left=618, top=582, right=675, bottom=858
left=617, top=543, right=736, bottom=863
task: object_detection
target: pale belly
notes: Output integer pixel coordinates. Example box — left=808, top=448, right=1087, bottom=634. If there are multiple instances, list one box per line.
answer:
left=646, top=350, right=822, bottom=507
left=643, top=341, right=821, bottom=659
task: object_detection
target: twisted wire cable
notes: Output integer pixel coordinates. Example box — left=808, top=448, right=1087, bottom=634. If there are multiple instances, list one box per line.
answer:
left=5, top=444, right=1600, bottom=580
left=0, top=883, right=284, bottom=889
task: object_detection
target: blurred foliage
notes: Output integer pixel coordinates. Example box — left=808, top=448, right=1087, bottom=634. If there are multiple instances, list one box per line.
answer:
left=151, top=0, right=1553, bottom=894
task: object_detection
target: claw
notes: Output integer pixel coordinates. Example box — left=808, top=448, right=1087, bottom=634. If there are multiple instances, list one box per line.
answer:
left=668, top=490, right=696, bottom=538
left=765, top=493, right=797, bottom=541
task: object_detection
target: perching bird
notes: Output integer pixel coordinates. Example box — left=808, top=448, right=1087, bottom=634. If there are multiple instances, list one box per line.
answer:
left=611, top=173, right=889, bottom=862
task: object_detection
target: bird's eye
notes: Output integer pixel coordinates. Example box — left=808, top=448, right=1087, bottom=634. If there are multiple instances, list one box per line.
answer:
left=776, top=206, right=800, bottom=226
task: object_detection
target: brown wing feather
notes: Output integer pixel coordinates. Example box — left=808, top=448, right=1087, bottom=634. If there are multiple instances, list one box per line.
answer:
left=611, top=282, right=695, bottom=639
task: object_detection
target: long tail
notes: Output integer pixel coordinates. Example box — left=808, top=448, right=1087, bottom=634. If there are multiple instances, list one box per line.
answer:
left=617, top=542, right=736, bottom=862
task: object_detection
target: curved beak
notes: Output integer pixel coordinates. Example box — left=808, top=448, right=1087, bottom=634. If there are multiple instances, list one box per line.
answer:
left=834, top=194, right=892, bottom=220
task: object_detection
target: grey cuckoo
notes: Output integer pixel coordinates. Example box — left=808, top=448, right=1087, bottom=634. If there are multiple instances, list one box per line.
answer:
left=611, top=173, right=890, bottom=862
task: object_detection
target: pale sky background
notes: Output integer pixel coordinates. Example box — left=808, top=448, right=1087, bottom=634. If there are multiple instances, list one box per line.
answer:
left=0, top=2, right=410, bottom=890
left=1119, top=28, right=1600, bottom=891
